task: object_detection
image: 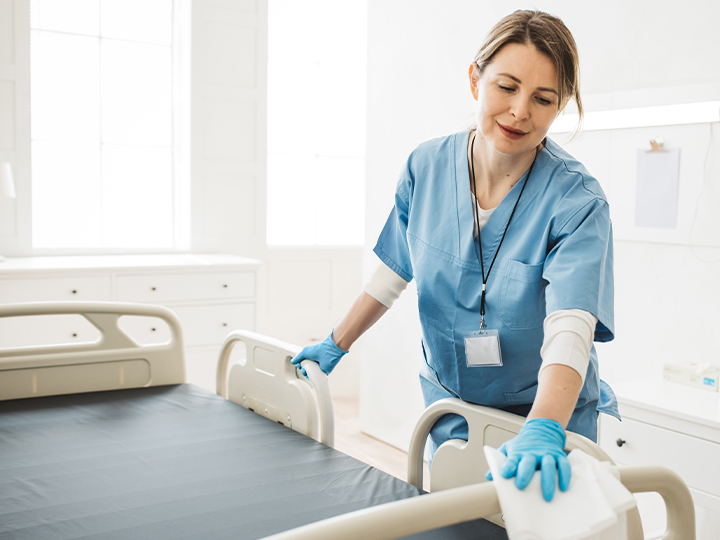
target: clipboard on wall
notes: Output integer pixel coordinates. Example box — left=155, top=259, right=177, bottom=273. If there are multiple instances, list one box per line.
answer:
left=635, top=138, right=681, bottom=229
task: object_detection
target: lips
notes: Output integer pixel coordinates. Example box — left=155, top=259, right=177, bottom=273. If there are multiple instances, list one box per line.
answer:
left=497, top=122, right=527, bottom=140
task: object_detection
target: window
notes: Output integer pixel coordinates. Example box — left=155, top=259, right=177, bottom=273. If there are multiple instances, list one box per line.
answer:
left=30, top=0, right=188, bottom=250
left=267, top=0, right=367, bottom=246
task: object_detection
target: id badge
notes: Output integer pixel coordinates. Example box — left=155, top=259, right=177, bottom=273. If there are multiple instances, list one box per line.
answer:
left=464, top=329, right=503, bottom=367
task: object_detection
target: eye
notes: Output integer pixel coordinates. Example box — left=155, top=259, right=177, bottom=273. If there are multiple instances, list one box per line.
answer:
left=498, top=85, right=514, bottom=93
left=535, top=96, right=553, bottom=106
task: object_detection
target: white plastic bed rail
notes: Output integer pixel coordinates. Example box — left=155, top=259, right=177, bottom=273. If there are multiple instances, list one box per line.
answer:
left=258, top=464, right=695, bottom=540
left=406, top=398, right=648, bottom=537
left=407, top=398, right=616, bottom=492
left=216, top=329, right=334, bottom=447
left=0, top=302, right=185, bottom=400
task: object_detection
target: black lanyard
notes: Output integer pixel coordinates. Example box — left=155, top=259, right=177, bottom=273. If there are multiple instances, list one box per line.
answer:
left=469, top=131, right=538, bottom=330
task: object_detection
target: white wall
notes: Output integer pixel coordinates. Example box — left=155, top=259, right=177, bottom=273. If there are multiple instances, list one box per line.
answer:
left=362, top=0, right=720, bottom=450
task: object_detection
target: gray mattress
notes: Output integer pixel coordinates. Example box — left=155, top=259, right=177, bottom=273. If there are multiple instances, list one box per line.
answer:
left=0, top=384, right=507, bottom=539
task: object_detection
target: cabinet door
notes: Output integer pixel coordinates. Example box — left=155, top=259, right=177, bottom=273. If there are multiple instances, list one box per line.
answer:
left=0, top=276, right=112, bottom=303
left=600, top=415, right=720, bottom=500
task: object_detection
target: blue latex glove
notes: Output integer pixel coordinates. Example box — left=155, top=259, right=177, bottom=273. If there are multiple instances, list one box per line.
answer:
left=491, top=418, right=571, bottom=502
left=290, top=332, right=348, bottom=376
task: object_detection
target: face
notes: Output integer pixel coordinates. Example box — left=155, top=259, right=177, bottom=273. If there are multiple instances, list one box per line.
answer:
left=469, top=42, right=563, bottom=157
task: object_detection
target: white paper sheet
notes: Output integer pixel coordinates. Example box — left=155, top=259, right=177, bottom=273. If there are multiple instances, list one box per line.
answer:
left=635, top=148, right=680, bottom=229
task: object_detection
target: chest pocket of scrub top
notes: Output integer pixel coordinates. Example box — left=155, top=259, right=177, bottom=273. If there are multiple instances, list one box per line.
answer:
left=499, top=259, right=546, bottom=330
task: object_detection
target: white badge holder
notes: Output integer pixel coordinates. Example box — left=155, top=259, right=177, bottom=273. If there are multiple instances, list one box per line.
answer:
left=464, top=327, right=503, bottom=367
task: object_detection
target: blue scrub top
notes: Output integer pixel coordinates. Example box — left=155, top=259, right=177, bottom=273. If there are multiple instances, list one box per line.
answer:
left=374, top=130, right=618, bottom=438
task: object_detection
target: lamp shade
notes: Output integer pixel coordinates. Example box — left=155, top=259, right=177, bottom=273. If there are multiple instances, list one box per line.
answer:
left=0, top=162, right=16, bottom=199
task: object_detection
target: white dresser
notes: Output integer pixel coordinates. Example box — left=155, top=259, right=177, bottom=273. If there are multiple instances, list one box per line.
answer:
left=599, top=379, right=720, bottom=539
left=0, top=254, right=260, bottom=392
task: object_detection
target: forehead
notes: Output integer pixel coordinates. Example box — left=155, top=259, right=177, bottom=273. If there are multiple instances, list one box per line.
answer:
left=485, top=42, right=558, bottom=90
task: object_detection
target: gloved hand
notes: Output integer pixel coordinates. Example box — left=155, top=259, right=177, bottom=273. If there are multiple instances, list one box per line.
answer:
left=290, top=332, right=348, bottom=377
left=491, top=417, right=571, bottom=502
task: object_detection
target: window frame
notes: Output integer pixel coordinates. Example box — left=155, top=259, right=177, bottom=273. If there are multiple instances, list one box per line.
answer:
left=27, top=0, right=191, bottom=256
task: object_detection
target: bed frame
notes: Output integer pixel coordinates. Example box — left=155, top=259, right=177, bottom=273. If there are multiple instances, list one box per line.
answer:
left=0, top=302, right=696, bottom=540
left=259, top=464, right=695, bottom=540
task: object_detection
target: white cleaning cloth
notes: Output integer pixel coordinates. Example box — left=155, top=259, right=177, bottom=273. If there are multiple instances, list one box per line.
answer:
left=484, top=446, right=636, bottom=540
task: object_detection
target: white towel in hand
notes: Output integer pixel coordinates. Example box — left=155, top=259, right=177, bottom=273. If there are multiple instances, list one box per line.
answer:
left=484, top=446, right=636, bottom=540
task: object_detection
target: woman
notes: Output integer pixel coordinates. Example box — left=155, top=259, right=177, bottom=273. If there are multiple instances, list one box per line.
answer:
left=292, top=10, right=618, bottom=502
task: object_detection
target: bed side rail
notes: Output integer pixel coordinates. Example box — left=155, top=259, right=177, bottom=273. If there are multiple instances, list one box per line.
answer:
left=406, top=397, right=645, bottom=539
left=406, top=398, right=614, bottom=491
left=216, top=330, right=334, bottom=447
left=257, top=465, right=694, bottom=540
left=0, top=302, right=185, bottom=400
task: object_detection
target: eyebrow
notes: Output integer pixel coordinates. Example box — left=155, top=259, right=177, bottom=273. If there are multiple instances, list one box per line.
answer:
left=497, top=73, right=559, bottom=95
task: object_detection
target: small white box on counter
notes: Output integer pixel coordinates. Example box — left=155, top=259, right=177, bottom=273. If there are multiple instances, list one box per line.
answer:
left=663, top=362, right=720, bottom=392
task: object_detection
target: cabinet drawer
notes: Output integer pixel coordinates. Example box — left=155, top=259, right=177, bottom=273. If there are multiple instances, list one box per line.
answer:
left=174, top=303, right=254, bottom=347
left=600, top=415, right=720, bottom=498
left=0, top=314, right=101, bottom=349
left=118, top=315, right=173, bottom=345
left=116, top=271, right=255, bottom=303
left=0, top=276, right=112, bottom=303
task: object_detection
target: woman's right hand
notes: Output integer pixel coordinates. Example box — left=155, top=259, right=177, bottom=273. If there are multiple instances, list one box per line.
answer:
left=291, top=332, right=348, bottom=376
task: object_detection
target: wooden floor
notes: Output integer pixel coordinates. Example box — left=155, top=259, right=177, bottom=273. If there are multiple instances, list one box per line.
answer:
left=332, top=394, right=429, bottom=492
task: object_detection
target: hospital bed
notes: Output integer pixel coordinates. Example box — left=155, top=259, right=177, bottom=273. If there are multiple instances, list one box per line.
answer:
left=0, top=302, right=695, bottom=540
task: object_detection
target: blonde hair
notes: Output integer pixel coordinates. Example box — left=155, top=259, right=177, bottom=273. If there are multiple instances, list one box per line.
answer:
left=472, top=10, right=583, bottom=136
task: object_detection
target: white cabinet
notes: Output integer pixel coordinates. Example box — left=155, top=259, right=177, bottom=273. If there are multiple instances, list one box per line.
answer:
left=599, top=379, right=720, bottom=539
left=0, top=254, right=260, bottom=393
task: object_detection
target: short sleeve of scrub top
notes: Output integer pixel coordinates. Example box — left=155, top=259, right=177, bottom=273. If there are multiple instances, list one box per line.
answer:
left=542, top=195, right=614, bottom=341
left=374, top=156, right=415, bottom=283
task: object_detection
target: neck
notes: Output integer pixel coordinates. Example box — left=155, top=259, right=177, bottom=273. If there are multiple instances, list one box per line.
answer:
left=469, top=131, right=539, bottom=209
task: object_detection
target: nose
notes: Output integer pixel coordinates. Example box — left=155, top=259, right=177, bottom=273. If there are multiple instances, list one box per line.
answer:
left=509, top=96, right=530, bottom=121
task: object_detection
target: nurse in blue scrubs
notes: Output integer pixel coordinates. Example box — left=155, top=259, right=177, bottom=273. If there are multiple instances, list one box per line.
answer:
left=292, top=10, right=617, bottom=502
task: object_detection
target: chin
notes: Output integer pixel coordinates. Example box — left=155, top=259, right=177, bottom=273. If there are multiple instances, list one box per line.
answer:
left=491, top=136, right=534, bottom=156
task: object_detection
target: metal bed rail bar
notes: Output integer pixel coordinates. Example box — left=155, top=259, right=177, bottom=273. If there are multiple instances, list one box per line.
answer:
left=259, top=465, right=695, bottom=540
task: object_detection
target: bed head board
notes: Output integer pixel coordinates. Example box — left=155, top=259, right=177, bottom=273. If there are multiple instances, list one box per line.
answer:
left=216, top=330, right=334, bottom=447
left=0, top=302, right=185, bottom=401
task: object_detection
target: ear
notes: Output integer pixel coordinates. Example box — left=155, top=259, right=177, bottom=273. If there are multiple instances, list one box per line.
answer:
left=468, top=64, right=479, bottom=101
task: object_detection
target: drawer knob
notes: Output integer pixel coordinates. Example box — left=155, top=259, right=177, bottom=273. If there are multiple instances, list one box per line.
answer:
left=71, top=290, right=77, bottom=294
left=72, top=333, right=78, bottom=337
left=222, top=322, right=228, bottom=327
left=150, top=287, right=157, bottom=291
left=616, top=438, right=626, bottom=447
left=223, top=284, right=228, bottom=288
left=151, top=328, right=156, bottom=332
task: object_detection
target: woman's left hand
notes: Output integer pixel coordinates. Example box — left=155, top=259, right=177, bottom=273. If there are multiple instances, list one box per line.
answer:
left=494, top=417, right=571, bottom=502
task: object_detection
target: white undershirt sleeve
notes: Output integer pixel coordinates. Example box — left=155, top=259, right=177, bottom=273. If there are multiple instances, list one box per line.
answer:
left=540, top=309, right=598, bottom=385
left=364, top=262, right=410, bottom=309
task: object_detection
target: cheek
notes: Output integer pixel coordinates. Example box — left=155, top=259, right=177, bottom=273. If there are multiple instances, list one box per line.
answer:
left=536, top=108, right=559, bottom=129
left=475, top=93, right=504, bottom=124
